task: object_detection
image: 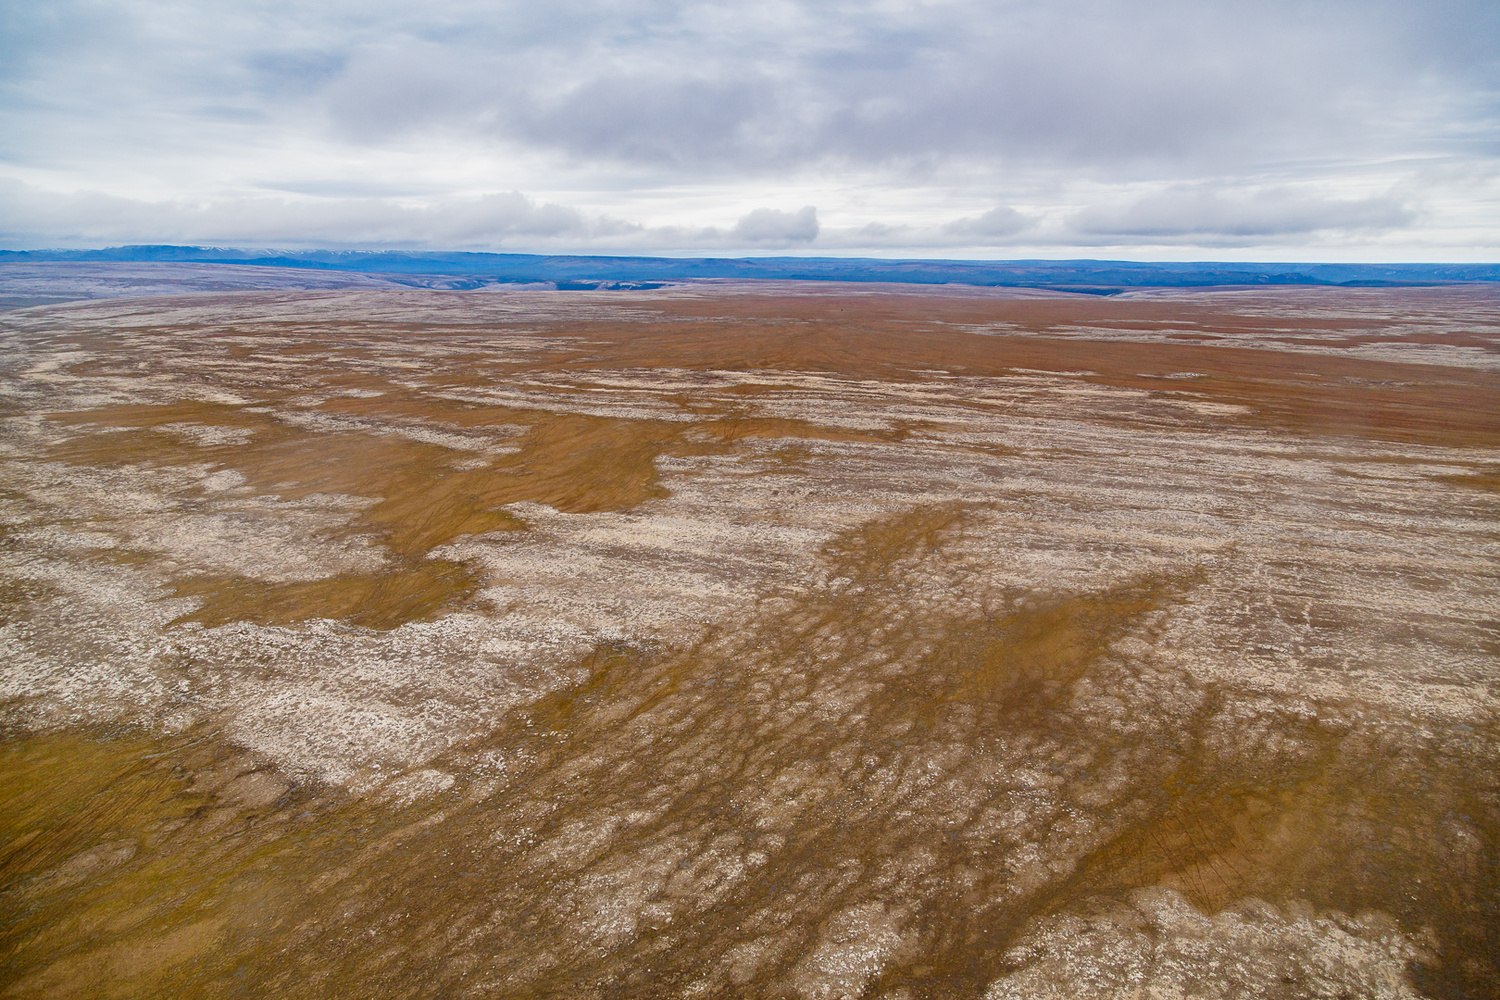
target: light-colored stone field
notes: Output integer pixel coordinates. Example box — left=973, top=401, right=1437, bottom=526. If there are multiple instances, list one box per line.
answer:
left=1, top=279, right=1496, bottom=997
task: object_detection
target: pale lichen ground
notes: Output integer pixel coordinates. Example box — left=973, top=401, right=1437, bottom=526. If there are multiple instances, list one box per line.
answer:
left=0, top=279, right=1496, bottom=998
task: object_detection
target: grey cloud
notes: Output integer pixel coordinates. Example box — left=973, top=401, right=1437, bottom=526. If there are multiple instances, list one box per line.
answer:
left=193, top=105, right=271, bottom=125
left=944, top=207, right=1034, bottom=240
left=0, top=2, right=134, bottom=83
left=242, top=48, right=348, bottom=98
left=297, top=0, right=1500, bottom=176
left=1072, top=187, right=1418, bottom=239
left=0, top=181, right=615, bottom=248
left=732, top=207, right=819, bottom=244
left=0, top=179, right=837, bottom=253
left=319, top=41, right=484, bottom=142
left=855, top=222, right=911, bottom=239
left=443, top=192, right=624, bottom=243
left=510, top=74, right=776, bottom=169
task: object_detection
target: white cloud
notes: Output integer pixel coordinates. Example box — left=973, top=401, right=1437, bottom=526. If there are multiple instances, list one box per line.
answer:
left=944, top=207, right=1034, bottom=240
left=1070, top=187, right=1418, bottom=240
left=732, top=206, right=819, bottom=244
left=0, top=181, right=615, bottom=248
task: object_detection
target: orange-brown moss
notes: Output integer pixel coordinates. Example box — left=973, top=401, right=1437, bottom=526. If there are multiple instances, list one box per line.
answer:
left=171, top=559, right=483, bottom=629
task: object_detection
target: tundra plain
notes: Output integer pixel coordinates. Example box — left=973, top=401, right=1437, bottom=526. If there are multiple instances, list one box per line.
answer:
left=1, top=279, right=1498, bottom=998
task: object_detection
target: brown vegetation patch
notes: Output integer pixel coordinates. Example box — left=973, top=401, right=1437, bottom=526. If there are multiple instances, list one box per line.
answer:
left=934, top=575, right=1188, bottom=714
left=42, top=388, right=965, bottom=628
left=171, top=559, right=483, bottom=630
left=694, top=415, right=909, bottom=446
left=47, top=400, right=261, bottom=431
left=314, top=389, right=526, bottom=427
left=525, top=290, right=1500, bottom=447
left=1435, top=469, right=1500, bottom=492
left=1060, top=712, right=1500, bottom=1000
left=44, top=402, right=704, bottom=625
left=481, top=412, right=687, bottom=514
left=1, top=730, right=220, bottom=999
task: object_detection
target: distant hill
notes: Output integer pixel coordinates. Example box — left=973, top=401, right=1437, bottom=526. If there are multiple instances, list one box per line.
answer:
left=3, top=246, right=1497, bottom=292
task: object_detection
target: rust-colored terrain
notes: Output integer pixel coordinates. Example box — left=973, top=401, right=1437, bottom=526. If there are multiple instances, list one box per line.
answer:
left=1, top=280, right=1497, bottom=998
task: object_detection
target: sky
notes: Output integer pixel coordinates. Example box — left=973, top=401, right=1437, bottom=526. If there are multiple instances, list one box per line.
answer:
left=1, top=0, right=1497, bottom=260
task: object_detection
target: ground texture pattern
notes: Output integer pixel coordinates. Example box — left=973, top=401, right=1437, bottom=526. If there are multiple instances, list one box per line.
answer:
left=1, top=281, right=1497, bottom=998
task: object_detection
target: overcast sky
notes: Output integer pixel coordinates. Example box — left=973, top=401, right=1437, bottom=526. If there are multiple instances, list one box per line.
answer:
left=2, top=0, right=1497, bottom=259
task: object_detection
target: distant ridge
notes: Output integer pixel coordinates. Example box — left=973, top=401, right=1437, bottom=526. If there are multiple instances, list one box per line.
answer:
left=3, top=246, right=1498, bottom=292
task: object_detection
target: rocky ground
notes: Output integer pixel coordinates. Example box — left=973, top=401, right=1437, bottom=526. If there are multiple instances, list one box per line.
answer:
left=1, top=276, right=1496, bottom=997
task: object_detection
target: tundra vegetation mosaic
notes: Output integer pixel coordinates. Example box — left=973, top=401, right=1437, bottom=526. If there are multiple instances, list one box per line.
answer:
left=1, top=279, right=1497, bottom=998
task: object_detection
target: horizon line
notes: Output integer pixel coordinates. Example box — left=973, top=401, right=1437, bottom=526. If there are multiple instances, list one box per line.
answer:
left=4, top=245, right=1499, bottom=268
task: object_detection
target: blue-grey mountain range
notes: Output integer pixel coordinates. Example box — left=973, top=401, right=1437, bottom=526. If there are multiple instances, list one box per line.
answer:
left=3, top=246, right=1497, bottom=293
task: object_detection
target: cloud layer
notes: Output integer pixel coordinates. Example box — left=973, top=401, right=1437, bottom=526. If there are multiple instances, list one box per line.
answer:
left=2, top=1, right=1496, bottom=257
